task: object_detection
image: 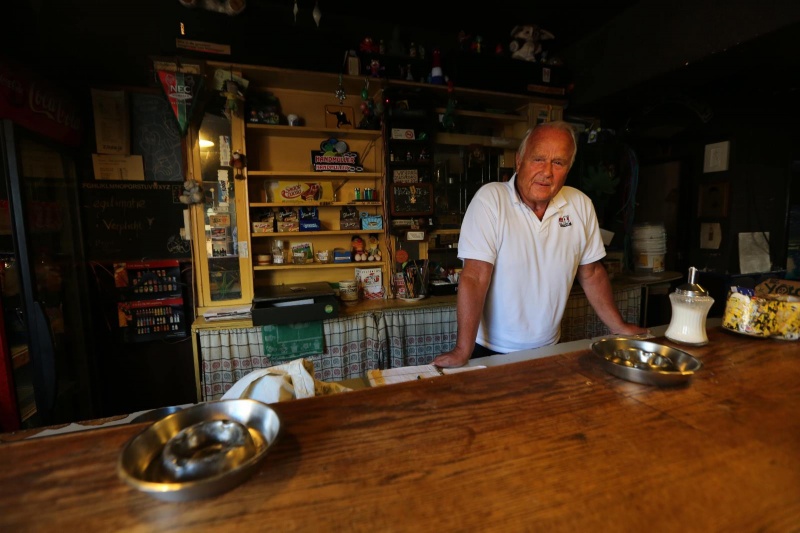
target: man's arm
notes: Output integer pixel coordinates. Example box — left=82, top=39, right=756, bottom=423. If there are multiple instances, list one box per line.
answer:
left=432, top=258, right=494, bottom=367
left=576, top=260, right=649, bottom=336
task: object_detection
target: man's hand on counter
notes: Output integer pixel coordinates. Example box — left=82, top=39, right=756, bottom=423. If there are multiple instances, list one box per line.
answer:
left=432, top=347, right=472, bottom=368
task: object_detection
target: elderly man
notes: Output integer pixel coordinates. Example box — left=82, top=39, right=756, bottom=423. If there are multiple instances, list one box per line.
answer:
left=433, top=121, right=647, bottom=367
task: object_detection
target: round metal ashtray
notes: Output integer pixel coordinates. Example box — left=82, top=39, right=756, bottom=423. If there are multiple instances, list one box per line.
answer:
left=590, top=337, right=703, bottom=386
left=160, top=419, right=257, bottom=482
left=118, top=399, right=281, bottom=502
left=129, top=405, right=185, bottom=424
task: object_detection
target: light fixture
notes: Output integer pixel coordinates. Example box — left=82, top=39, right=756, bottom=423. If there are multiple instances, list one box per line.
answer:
left=312, top=1, right=321, bottom=27
left=199, top=138, right=214, bottom=148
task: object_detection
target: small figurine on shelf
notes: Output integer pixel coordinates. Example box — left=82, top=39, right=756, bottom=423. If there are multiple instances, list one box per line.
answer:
left=179, top=179, right=204, bottom=205
left=366, top=234, right=382, bottom=262
left=232, top=150, right=247, bottom=180
left=368, top=59, right=384, bottom=78
left=440, top=81, right=457, bottom=132
left=429, top=48, right=445, bottom=85
left=221, top=80, right=245, bottom=119
left=418, top=148, right=429, bottom=161
left=509, top=24, right=555, bottom=62
left=471, top=35, right=483, bottom=54
left=359, top=36, right=378, bottom=54
left=458, top=30, right=472, bottom=51
left=352, top=235, right=366, bottom=262
left=357, top=78, right=381, bottom=130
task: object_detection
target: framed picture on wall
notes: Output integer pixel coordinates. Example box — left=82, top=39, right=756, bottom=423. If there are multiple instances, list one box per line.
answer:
left=697, top=181, right=730, bottom=218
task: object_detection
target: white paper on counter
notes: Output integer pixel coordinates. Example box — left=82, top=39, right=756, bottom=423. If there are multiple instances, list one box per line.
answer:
left=368, top=365, right=486, bottom=386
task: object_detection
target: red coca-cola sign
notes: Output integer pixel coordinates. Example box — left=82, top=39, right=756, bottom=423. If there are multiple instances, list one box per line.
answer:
left=0, top=60, right=83, bottom=146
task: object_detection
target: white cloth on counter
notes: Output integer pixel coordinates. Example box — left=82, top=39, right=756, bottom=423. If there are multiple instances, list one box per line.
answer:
left=221, top=358, right=352, bottom=403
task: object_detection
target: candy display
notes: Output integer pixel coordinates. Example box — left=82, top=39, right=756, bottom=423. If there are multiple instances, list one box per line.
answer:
left=722, top=286, right=800, bottom=340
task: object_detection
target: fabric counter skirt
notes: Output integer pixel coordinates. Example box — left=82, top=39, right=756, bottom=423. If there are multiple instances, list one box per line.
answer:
left=197, top=287, right=640, bottom=401
left=198, top=306, right=458, bottom=401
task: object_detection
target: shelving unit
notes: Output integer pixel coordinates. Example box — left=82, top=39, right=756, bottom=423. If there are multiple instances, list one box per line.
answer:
left=187, top=62, right=567, bottom=310
left=235, top=65, right=388, bottom=291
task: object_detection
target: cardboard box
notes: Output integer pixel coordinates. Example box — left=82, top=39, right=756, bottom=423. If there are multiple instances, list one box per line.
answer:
left=252, top=221, right=274, bottom=233
left=360, top=214, right=383, bottom=230
left=299, top=219, right=321, bottom=231
left=277, top=221, right=299, bottom=232
left=275, top=181, right=334, bottom=202
left=333, top=249, right=352, bottom=263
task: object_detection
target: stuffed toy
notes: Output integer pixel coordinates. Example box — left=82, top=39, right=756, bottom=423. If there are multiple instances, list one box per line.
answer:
left=231, top=150, right=247, bottom=180
left=366, top=234, right=382, bottom=262
left=509, top=24, right=554, bottom=62
left=179, top=179, right=204, bottom=205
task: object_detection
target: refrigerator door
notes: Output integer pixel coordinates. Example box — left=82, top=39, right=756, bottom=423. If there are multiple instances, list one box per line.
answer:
left=0, top=120, right=96, bottom=428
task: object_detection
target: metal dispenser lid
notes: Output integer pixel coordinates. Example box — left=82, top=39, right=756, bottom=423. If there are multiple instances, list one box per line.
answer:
left=674, top=266, right=708, bottom=297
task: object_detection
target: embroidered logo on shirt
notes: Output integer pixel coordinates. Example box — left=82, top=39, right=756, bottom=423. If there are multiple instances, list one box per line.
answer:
left=559, top=215, right=572, bottom=227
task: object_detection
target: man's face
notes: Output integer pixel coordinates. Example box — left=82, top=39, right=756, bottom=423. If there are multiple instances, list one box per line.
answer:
left=515, top=128, right=574, bottom=209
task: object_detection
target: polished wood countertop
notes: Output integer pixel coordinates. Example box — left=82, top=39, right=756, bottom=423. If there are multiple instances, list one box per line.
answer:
left=2, top=326, right=797, bottom=531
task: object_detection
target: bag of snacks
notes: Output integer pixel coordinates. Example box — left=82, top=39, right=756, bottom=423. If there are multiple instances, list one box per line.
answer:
left=722, top=285, right=800, bottom=339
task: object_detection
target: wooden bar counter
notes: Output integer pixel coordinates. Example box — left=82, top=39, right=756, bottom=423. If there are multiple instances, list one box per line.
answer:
left=1, top=325, right=799, bottom=531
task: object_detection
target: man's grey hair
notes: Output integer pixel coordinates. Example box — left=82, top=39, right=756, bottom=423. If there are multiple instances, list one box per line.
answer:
left=516, top=120, right=578, bottom=169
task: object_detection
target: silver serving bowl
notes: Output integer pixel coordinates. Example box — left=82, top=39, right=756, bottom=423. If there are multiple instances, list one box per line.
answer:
left=590, top=337, right=703, bottom=386
left=118, top=399, right=280, bottom=502
left=129, top=405, right=185, bottom=424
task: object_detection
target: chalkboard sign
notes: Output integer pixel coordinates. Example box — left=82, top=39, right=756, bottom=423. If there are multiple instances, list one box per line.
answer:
left=130, top=92, right=183, bottom=181
left=390, top=183, right=434, bottom=216
left=80, top=181, right=191, bottom=261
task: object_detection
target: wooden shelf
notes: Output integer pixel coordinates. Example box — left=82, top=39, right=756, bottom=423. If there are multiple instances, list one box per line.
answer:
left=254, top=262, right=365, bottom=271
left=251, top=230, right=367, bottom=237
left=250, top=201, right=381, bottom=208
left=247, top=171, right=382, bottom=179
left=434, top=132, right=521, bottom=148
left=430, top=229, right=460, bottom=235
left=246, top=123, right=382, bottom=140
left=433, top=108, right=528, bottom=122
left=209, top=61, right=566, bottom=109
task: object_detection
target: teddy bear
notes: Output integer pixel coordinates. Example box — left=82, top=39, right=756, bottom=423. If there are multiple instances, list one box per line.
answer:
left=366, top=234, right=382, bottom=262
left=509, top=24, right=554, bottom=63
left=179, top=179, right=204, bottom=205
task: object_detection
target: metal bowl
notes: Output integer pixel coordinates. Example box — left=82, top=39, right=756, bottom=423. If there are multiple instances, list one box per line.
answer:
left=590, top=337, right=703, bottom=386
left=129, top=405, right=185, bottom=424
left=118, top=399, right=280, bottom=502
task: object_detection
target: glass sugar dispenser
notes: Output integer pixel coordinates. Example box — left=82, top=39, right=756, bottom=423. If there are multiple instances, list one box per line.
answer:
left=665, top=266, right=714, bottom=346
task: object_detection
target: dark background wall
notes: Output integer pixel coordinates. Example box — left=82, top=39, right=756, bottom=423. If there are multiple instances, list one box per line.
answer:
left=5, top=0, right=799, bottom=282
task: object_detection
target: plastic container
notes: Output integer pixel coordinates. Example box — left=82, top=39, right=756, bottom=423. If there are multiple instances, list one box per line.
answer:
left=632, top=222, right=666, bottom=274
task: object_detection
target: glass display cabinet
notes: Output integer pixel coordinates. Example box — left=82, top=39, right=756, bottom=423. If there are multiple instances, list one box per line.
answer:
left=188, top=109, right=253, bottom=311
